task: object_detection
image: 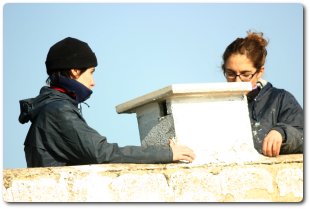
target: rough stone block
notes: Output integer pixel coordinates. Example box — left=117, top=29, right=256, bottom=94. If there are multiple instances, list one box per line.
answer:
left=276, top=168, right=303, bottom=198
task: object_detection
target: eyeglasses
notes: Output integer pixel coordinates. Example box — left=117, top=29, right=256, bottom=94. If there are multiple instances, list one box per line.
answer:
left=224, top=70, right=258, bottom=81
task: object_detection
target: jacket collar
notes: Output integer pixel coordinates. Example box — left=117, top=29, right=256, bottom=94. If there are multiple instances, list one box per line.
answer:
left=247, top=79, right=271, bottom=102
left=50, top=75, right=92, bottom=103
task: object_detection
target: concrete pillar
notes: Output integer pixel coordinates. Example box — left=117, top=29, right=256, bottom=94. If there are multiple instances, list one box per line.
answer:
left=116, top=82, right=266, bottom=164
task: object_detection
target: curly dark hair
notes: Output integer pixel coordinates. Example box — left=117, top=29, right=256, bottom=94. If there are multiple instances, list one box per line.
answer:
left=222, top=31, right=269, bottom=72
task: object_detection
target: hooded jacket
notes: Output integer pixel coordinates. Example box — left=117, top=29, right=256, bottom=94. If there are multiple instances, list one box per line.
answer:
left=247, top=80, right=303, bottom=154
left=19, top=86, right=172, bottom=167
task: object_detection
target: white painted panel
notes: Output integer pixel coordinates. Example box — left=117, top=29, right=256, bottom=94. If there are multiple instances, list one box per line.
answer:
left=170, top=96, right=263, bottom=164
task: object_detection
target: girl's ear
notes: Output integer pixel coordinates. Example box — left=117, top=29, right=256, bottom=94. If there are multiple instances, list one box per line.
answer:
left=70, top=69, right=80, bottom=79
left=256, top=66, right=265, bottom=79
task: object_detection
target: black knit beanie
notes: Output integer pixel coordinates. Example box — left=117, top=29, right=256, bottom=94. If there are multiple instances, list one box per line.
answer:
left=45, top=37, right=97, bottom=75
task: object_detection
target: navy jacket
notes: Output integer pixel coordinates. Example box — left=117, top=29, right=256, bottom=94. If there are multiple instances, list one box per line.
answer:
left=247, top=81, right=303, bottom=154
left=19, top=86, right=172, bottom=167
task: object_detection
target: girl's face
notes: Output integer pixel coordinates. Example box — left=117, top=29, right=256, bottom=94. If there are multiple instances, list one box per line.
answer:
left=72, top=67, right=96, bottom=89
left=224, top=54, right=264, bottom=88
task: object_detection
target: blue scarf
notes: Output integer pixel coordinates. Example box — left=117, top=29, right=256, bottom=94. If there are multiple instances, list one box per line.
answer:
left=50, top=75, right=92, bottom=103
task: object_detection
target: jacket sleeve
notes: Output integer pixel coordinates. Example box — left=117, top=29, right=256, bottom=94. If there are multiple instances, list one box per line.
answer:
left=271, top=91, right=304, bottom=154
left=44, top=103, right=173, bottom=165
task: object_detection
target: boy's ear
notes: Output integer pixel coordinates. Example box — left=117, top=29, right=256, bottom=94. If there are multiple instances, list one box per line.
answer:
left=70, top=69, right=80, bottom=79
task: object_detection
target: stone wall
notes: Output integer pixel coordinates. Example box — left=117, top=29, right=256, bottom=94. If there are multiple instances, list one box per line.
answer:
left=3, top=154, right=303, bottom=202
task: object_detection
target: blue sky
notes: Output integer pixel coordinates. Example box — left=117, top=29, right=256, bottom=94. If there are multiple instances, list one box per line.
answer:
left=3, top=3, right=303, bottom=169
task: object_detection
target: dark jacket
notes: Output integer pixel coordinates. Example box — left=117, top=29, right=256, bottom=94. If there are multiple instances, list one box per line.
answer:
left=19, top=86, right=172, bottom=168
left=247, top=81, right=303, bottom=154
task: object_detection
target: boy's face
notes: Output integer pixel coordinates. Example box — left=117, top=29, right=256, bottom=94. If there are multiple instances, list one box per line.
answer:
left=74, top=67, right=96, bottom=89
